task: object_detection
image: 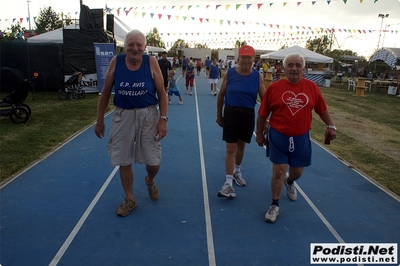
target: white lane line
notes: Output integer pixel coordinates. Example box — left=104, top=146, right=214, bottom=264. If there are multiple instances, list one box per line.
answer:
left=48, top=166, right=119, bottom=266
left=193, top=79, right=216, bottom=266
left=254, top=133, right=363, bottom=265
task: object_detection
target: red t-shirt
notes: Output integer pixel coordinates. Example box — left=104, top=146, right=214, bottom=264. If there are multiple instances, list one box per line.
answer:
left=258, top=78, right=328, bottom=136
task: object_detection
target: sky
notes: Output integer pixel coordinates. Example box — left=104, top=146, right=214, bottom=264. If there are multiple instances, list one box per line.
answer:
left=1, top=0, right=399, bottom=58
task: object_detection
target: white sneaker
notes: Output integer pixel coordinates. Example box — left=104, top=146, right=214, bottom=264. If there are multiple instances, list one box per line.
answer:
left=178, top=101, right=183, bottom=105
left=265, top=205, right=280, bottom=223
left=284, top=174, right=297, bottom=201
left=233, top=171, right=246, bottom=186
left=168, top=101, right=172, bottom=104
left=217, top=183, right=236, bottom=198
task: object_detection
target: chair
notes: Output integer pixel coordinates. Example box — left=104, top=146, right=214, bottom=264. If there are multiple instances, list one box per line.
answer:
left=347, top=79, right=356, bottom=91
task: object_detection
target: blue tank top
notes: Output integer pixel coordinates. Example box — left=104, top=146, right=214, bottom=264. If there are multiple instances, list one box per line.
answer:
left=209, top=64, right=219, bottom=79
left=113, top=54, right=158, bottom=109
left=224, top=68, right=260, bottom=108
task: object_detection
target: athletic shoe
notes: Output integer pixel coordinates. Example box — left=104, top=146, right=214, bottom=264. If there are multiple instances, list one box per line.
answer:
left=145, top=177, right=159, bottom=201
left=265, top=205, right=280, bottom=223
left=210, top=91, right=213, bottom=95
left=190, top=92, right=192, bottom=95
left=117, top=197, right=137, bottom=217
left=217, top=183, right=236, bottom=198
left=284, top=174, right=297, bottom=201
left=168, top=101, right=172, bottom=104
left=233, top=171, right=246, bottom=187
left=213, top=92, right=217, bottom=96
left=178, top=101, right=183, bottom=105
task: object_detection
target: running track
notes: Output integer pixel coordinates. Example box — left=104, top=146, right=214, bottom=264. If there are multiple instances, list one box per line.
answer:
left=1, top=68, right=399, bottom=266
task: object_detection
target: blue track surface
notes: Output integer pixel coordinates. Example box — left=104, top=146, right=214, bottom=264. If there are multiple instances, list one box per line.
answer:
left=1, top=68, right=399, bottom=266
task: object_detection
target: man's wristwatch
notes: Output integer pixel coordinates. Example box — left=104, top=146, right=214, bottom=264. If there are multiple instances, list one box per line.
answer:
left=160, top=116, right=168, bottom=122
left=327, top=125, right=336, bottom=130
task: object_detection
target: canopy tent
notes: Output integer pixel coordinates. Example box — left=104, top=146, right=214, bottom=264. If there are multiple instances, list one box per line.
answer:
left=369, top=47, right=400, bottom=69
left=27, top=16, right=130, bottom=47
left=260, top=45, right=333, bottom=64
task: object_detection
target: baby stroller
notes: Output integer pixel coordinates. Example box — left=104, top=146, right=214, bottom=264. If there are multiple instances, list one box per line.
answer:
left=0, top=72, right=37, bottom=124
left=59, top=71, right=86, bottom=100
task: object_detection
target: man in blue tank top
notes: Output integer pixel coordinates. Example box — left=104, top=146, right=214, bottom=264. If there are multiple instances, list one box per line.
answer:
left=216, top=45, right=266, bottom=198
left=94, top=29, right=168, bottom=217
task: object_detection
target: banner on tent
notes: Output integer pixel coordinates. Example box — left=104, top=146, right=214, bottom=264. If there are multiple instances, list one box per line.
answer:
left=94, top=43, right=115, bottom=93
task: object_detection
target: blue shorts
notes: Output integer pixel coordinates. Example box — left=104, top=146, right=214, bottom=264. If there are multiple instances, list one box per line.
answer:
left=268, top=127, right=311, bottom=167
left=168, top=90, right=181, bottom=96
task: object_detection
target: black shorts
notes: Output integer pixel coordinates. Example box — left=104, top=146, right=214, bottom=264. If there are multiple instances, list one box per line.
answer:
left=222, top=105, right=255, bottom=143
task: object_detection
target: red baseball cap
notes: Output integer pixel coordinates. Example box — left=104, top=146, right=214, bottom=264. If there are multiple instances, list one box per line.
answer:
left=239, top=45, right=255, bottom=56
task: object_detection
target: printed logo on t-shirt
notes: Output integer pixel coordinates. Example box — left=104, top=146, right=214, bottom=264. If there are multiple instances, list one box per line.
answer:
left=282, top=91, right=309, bottom=116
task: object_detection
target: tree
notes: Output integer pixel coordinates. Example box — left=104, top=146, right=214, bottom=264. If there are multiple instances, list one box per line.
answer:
left=0, top=22, right=27, bottom=42
left=145, top=28, right=165, bottom=48
left=193, top=43, right=209, bottom=49
left=168, top=38, right=188, bottom=55
left=305, top=35, right=332, bottom=55
left=34, top=6, right=73, bottom=34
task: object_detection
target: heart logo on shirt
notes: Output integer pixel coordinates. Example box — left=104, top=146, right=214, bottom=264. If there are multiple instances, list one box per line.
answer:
left=282, top=91, right=309, bottom=116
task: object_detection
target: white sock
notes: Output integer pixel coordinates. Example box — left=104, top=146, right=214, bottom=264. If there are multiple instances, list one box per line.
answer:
left=234, top=164, right=241, bottom=173
left=225, top=175, right=233, bottom=186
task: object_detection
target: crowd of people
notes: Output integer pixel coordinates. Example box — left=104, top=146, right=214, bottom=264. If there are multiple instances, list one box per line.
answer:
left=94, top=29, right=336, bottom=223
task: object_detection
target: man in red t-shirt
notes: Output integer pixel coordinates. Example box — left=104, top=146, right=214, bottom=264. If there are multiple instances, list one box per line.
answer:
left=256, top=53, right=336, bottom=223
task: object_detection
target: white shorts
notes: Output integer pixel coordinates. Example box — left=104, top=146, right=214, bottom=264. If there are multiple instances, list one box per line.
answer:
left=108, top=105, right=161, bottom=166
left=209, top=78, right=218, bottom=84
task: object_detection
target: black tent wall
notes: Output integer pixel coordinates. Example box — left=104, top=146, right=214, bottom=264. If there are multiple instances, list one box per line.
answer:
left=0, top=41, right=64, bottom=92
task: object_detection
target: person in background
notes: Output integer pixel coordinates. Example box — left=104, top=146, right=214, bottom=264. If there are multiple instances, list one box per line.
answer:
left=182, top=55, right=188, bottom=77
left=216, top=45, right=266, bottom=198
left=196, top=59, right=202, bottom=76
left=336, top=70, right=343, bottom=84
left=167, top=70, right=183, bottom=105
left=185, top=61, right=195, bottom=95
left=158, top=51, right=172, bottom=92
left=255, top=53, right=336, bottom=223
left=209, top=58, right=219, bottom=96
left=94, top=29, right=168, bottom=217
left=205, top=56, right=212, bottom=76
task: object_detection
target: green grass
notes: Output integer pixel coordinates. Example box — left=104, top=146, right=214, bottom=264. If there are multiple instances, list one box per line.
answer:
left=311, top=80, right=400, bottom=196
left=0, top=91, right=113, bottom=182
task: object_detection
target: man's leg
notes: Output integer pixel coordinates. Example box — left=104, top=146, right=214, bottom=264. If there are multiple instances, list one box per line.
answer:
left=120, top=165, right=134, bottom=200
left=145, top=164, right=160, bottom=200
left=117, top=165, right=137, bottom=216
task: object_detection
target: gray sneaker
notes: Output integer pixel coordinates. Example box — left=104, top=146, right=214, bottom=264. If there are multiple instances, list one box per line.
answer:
left=284, top=175, right=297, bottom=201
left=233, top=171, right=246, bottom=187
left=265, top=205, right=280, bottom=223
left=217, top=183, right=236, bottom=198
left=117, top=198, right=138, bottom=217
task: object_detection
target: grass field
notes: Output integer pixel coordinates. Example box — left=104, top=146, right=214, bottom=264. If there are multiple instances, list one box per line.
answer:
left=0, top=80, right=399, bottom=197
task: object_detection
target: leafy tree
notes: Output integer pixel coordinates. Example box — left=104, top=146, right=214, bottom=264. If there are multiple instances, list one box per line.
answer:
left=193, top=43, right=209, bottom=49
left=168, top=38, right=188, bottom=54
left=234, top=40, right=248, bottom=48
left=34, top=6, right=72, bottom=34
left=0, top=22, right=27, bottom=42
left=146, top=28, right=165, bottom=48
left=305, top=35, right=332, bottom=55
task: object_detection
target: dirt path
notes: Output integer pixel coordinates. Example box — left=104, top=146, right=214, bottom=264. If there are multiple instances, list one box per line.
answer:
left=329, top=107, right=400, bottom=162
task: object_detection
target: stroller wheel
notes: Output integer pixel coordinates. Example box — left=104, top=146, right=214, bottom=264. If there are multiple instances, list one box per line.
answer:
left=10, top=107, right=29, bottom=124
left=20, top=104, right=32, bottom=117
left=70, top=91, right=79, bottom=101
left=58, top=85, right=68, bottom=99
left=80, top=90, right=86, bottom=98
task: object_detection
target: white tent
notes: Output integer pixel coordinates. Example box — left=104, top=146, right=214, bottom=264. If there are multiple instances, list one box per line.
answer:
left=27, top=24, right=79, bottom=43
left=27, top=17, right=130, bottom=47
left=260, top=45, right=333, bottom=64
left=369, top=47, right=400, bottom=69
